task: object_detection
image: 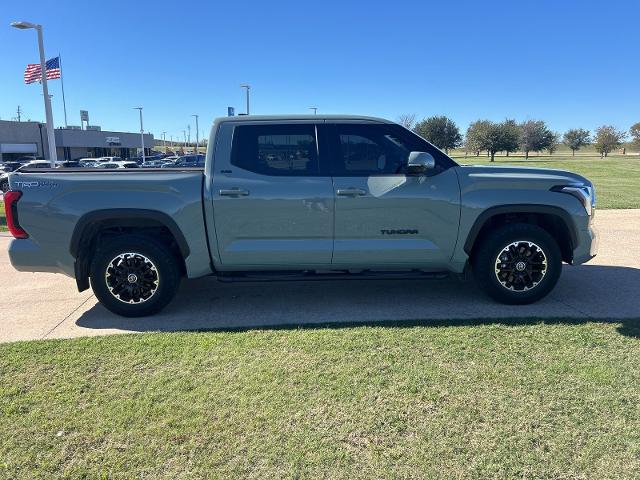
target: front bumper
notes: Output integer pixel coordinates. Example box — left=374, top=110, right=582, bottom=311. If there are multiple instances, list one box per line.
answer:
left=572, top=220, right=598, bottom=265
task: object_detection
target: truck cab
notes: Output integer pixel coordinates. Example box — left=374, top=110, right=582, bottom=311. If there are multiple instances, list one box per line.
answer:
left=207, top=117, right=459, bottom=270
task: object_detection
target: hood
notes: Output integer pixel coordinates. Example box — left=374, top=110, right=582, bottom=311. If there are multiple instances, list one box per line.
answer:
left=457, top=164, right=593, bottom=189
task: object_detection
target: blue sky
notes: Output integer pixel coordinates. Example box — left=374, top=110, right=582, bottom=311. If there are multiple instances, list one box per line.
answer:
left=1, top=0, right=637, bottom=140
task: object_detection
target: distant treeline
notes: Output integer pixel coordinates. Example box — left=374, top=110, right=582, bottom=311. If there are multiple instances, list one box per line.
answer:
left=397, top=114, right=640, bottom=160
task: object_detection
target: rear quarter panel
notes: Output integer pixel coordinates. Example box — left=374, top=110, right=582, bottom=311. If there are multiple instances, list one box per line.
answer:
left=9, top=170, right=211, bottom=278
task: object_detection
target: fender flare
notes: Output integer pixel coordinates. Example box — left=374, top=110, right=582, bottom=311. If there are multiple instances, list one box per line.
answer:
left=463, top=204, right=579, bottom=254
left=69, top=208, right=190, bottom=259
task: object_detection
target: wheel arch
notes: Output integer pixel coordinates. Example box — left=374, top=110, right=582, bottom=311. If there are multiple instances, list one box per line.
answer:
left=70, top=209, right=190, bottom=291
left=464, top=205, right=578, bottom=263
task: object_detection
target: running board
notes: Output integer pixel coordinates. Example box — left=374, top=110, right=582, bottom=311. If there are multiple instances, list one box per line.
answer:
left=216, top=269, right=450, bottom=283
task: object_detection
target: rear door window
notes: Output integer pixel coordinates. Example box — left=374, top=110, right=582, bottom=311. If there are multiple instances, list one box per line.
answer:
left=231, top=124, right=320, bottom=176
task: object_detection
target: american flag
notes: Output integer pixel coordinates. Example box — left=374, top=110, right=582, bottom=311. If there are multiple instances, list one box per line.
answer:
left=24, top=57, right=61, bottom=84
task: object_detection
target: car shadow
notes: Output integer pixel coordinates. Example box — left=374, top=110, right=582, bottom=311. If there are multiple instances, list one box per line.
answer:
left=75, top=264, right=640, bottom=338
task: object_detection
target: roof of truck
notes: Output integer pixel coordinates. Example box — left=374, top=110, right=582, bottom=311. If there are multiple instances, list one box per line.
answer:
left=213, top=114, right=393, bottom=124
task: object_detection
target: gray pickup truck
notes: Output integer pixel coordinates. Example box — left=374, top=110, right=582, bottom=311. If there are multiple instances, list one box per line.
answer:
left=5, top=115, right=597, bottom=317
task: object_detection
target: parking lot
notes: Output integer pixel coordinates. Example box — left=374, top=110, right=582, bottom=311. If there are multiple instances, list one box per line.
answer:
left=1, top=209, right=638, bottom=344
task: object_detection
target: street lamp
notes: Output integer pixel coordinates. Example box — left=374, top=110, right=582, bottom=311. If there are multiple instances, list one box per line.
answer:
left=192, top=114, right=199, bottom=155
left=309, top=106, right=318, bottom=115
left=240, top=84, right=251, bottom=115
left=12, top=21, right=57, bottom=166
left=133, top=107, right=145, bottom=163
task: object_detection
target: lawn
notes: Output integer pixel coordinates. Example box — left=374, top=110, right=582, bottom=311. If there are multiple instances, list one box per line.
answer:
left=451, top=154, right=640, bottom=209
left=0, top=201, right=5, bottom=232
left=2, top=320, right=640, bottom=479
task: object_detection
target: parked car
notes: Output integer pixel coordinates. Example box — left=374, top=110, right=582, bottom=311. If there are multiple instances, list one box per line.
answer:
left=1, top=161, right=23, bottom=172
left=20, top=160, right=52, bottom=169
left=0, top=171, right=9, bottom=192
left=57, top=161, right=82, bottom=168
left=96, top=156, right=122, bottom=163
left=162, top=154, right=205, bottom=168
left=1, top=160, right=52, bottom=191
left=96, top=161, right=140, bottom=169
left=78, top=161, right=99, bottom=168
left=13, top=155, right=39, bottom=163
left=142, top=160, right=172, bottom=168
left=5, top=115, right=597, bottom=317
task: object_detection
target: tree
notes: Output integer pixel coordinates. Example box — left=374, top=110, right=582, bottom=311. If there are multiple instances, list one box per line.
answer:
left=414, top=115, right=462, bottom=154
left=501, top=119, right=520, bottom=156
left=397, top=113, right=417, bottom=130
left=464, top=119, right=518, bottom=161
left=593, top=125, right=626, bottom=157
left=562, top=128, right=591, bottom=156
left=465, top=120, right=492, bottom=156
left=519, top=120, right=554, bottom=159
left=547, top=132, right=561, bottom=155
left=483, top=122, right=507, bottom=162
left=629, top=122, right=640, bottom=150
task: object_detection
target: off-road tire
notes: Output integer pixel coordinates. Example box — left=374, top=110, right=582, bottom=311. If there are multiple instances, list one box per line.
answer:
left=90, top=235, right=181, bottom=317
left=472, top=223, right=562, bottom=305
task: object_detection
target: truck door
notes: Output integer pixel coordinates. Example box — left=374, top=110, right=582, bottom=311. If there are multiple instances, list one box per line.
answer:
left=210, top=121, right=334, bottom=268
left=325, top=122, right=460, bottom=268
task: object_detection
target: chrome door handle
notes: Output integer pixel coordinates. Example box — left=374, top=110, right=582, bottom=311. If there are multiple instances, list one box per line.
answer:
left=219, top=188, right=250, bottom=197
left=336, top=188, right=366, bottom=197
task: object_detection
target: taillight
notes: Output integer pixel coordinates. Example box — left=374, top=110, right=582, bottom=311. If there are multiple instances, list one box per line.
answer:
left=4, top=191, right=28, bottom=239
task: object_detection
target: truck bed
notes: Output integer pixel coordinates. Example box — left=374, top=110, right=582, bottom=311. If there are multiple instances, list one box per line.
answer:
left=8, top=169, right=212, bottom=279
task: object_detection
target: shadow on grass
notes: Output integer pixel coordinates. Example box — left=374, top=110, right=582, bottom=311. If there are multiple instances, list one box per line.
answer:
left=75, top=264, right=640, bottom=338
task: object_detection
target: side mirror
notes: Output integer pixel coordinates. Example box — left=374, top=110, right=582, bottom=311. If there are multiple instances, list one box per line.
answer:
left=407, top=151, right=435, bottom=175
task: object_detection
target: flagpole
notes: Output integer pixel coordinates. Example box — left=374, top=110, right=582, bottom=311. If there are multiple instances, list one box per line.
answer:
left=58, top=52, right=68, bottom=127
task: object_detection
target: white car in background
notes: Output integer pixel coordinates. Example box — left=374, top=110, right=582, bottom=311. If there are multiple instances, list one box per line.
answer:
left=77, top=159, right=99, bottom=168
left=1, top=160, right=52, bottom=191
left=21, top=160, right=52, bottom=169
left=96, top=156, right=122, bottom=163
left=95, top=161, right=139, bottom=169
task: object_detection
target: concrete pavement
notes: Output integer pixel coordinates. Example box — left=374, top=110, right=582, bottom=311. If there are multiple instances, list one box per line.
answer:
left=1, top=209, right=639, bottom=343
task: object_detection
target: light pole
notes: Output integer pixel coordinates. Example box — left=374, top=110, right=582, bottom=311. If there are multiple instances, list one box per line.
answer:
left=240, top=84, right=251, bottom=115
left=134, top=107, right=145, bottom=163
left=192, top=114, right=199, bottom=154
left=12, top=21, right=57, bottom=166
left=309, top=106, right=318, bottom=115
left=161, top=131, right=166, bottom=149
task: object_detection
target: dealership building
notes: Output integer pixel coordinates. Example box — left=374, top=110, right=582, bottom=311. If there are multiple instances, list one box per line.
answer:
left=0, top=120, right=154, bottom=162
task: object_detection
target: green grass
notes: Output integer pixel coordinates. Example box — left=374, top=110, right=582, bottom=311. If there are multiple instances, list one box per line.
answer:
left=0, top=201, right=6, bottom=232
left=2, top=320, right=640, bottom=479
left=451, top=154, right=640, bottom=209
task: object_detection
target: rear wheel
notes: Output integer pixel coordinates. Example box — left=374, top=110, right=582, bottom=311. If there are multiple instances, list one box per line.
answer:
left=90, top=235, right=181, bottom=317
left=472, top=223, right=562, bottom=304
left=1, top=180, right=8, bottom=193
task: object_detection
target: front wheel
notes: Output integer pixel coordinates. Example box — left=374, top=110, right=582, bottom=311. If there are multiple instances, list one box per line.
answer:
left=90, top=235, right=181, bottom=317
left=472, top=223, right=562, bottom=305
